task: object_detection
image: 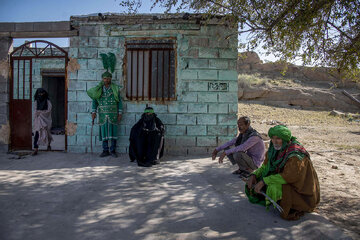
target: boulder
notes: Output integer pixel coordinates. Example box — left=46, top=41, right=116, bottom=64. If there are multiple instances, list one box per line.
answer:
left=238, top=51, right=261, bottom=64
left=329, top=110, right=345, bottom=117
left=239, top=85, right=360, bottom=113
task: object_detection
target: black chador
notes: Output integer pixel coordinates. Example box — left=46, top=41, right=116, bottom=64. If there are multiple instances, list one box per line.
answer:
left=129, top=108, right=165, bottom=167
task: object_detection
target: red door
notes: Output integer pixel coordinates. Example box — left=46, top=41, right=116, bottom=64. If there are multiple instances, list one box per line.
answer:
left=10, top=59, right=33, bottom=150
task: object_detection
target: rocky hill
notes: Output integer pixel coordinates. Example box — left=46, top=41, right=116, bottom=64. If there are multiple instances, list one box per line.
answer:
left=237, top=52, right=360, bottom=113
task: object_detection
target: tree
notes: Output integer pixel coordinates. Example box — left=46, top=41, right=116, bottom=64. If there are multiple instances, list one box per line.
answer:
left=119, top=0, right=360, bottom=80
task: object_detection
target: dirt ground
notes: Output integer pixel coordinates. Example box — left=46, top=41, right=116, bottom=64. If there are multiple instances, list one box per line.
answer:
left=0, top=103, right=358, bottom=239
left=238, top=102, right=360, bottom=239
left=0, top=153, right=350, bottom=240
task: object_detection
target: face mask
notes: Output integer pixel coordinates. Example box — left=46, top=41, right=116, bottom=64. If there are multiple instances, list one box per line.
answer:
left=37, top=91, right=46, bottom=100
left=144, top=114, right=154, bottom=121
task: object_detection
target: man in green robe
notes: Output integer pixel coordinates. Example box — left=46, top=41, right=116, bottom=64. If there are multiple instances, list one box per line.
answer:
left=87, top=71, right=123, bottom=157
left=245, top=125, right=320, bottom=220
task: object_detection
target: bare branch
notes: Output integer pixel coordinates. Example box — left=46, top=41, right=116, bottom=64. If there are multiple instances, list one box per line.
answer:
left=327, top=21, right=353, bottom=41
left=206, top=0, right=261, bottom=30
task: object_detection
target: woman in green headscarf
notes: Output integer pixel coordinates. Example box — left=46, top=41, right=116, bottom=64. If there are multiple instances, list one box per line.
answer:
left=245, top=125, right=320, bottom=220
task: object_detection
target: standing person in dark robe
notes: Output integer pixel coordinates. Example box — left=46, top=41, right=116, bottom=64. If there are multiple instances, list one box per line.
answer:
left=129, top=107, right=165, bottom=167
left=246, top=125, right=320, bottom=220
left=212, top=116, right=265, bottom=177
left=32, top=88, right=53, bottom=156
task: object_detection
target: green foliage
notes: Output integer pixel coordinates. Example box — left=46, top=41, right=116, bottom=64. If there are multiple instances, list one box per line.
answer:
left=119, top=0, right=360, bottom=81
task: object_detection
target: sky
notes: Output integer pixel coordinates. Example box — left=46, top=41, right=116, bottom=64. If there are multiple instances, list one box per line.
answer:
left=0, top=0, right=276, bottom=62
left=0, top=0, right=166, bottom=47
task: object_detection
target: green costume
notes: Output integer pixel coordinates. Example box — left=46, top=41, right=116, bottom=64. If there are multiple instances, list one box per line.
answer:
left=87, top=52, right=123, bottom=141
left=89, top=82, right=123, bottom=141
left=246, top=125, right=309, bottom=209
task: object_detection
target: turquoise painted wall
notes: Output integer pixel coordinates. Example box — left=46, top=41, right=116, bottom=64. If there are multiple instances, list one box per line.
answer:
left=67, top=21, right=238, bottom=155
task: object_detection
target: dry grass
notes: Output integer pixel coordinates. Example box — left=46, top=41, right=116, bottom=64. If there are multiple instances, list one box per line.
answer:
left=335, top=144, right=360, bottom=151
left=238, top=73, right=305, bottom=89
left=238, top=74, right=269, bottom=88
left=238, top=102, right=357, bottom=127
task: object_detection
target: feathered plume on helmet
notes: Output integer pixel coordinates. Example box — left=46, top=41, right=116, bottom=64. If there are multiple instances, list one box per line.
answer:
left=100, top=52, right=116, bottom=78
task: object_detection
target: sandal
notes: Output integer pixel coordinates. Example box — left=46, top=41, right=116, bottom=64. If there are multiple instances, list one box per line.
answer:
left=239, top=170, right=251, bottom=178
left=31, top=149, right=38, bottom=156
left=232, top=169, right=242, bottom=174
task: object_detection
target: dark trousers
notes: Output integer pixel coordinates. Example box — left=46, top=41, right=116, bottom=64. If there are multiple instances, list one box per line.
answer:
left=102, top=139, right=116, bottom=152
left=33, top=131, right=39, bottom=149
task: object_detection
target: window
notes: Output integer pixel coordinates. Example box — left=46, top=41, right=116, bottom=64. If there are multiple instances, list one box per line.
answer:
left=126, top=39, right=176, bottom=101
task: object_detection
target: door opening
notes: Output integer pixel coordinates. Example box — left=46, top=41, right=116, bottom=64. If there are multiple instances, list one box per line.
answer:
left=35, top=71, right=66, bottom=151
left=10, top=40, right=68, bottom=151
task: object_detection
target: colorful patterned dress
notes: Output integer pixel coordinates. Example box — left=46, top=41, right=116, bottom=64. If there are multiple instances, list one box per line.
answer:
left=92, top=86, right=123, bottom=141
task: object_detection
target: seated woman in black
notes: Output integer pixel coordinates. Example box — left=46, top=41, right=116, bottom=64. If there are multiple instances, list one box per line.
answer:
left=129, top=107, right=165, bottom=167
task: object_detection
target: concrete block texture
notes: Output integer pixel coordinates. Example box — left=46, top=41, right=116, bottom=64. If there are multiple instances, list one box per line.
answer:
left=63, top=20, right=238, bottom=155
left=197, top=136, right=217, bottom=147
left=187, top=125, right=207, bottom=136
left=177, top=114, right=196, bottom=125
left=188, top=103, right=207, bottom=113
left=208, top=125, right=228, bottom=136
left=197, top=114, right=217, bottom=125
left=79, top=25, right=99, bottom=37
left=175, top=136, right=196, bottom=147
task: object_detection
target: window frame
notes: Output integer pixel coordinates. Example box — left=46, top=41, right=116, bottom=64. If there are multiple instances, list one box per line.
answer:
left=124, top=37, right=177, bottom=102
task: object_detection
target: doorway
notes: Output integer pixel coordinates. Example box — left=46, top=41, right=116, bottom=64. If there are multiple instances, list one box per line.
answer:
left=39, top=71, right=66, bottom=150
left=10, top=40, right=68, bottom=151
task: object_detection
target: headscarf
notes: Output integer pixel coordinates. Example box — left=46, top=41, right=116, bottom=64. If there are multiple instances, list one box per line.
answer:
left=144, top=107, right=155, bottom=114
left=141, top=107, right=157, bottom=131
left=268, top=125, right=292, bottom=142
left=34, top=88, right=49, bottom=110
left=87, top=81, right=120, bottom=102
left=261, top=125, right=309, bottom=178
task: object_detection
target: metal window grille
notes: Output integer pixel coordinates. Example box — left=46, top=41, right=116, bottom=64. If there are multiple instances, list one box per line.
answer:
left=126, top=39, right=176, bottom=101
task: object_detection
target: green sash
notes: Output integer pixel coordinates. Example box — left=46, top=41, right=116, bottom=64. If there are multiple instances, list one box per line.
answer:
left=87, top=81, right=120, bottom=102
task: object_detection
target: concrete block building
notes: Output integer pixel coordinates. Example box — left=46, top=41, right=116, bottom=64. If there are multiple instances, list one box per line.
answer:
left=0, top=13, right=238, bottom=155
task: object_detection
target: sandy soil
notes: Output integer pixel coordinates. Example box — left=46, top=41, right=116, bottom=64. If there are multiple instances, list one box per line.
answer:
left=238, top=102, right=360, bottom=239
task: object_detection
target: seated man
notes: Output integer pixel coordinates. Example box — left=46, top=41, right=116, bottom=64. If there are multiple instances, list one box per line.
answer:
left=129, top=107, right=165, bottom=167
left=212, top=116, right=265, bottom=176
left=246, top=125, right=320, bottom=220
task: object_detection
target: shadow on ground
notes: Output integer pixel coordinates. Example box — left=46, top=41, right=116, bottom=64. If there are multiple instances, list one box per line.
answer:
left=0, top=152, right=351, bottom=240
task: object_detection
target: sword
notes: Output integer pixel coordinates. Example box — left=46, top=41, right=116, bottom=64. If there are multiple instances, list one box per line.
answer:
left=90, top=118, right=94, bottom=154
left=259, top=190, right=284, bottom=213
left=241, top=177, right=284, bottom=213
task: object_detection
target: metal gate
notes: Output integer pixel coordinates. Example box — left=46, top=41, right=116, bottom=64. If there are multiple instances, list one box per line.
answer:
left=9, top=40, right=68, bottom=151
